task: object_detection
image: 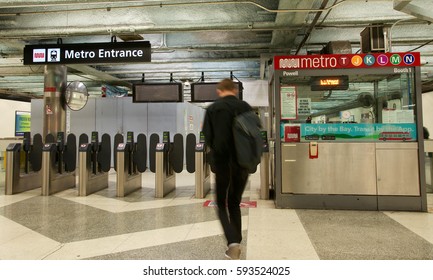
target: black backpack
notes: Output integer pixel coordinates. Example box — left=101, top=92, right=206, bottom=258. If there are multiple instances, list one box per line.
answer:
left=232, top=110, right=263, bottom=173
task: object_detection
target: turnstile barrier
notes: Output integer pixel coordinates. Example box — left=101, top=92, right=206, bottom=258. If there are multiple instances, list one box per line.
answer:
left=5, top=132, right=43, bottom=195
left=113, top=133, right=124, bottom=172
left=186, top=133, right=196, bottom=173
left=194, top=142, right=211, bottom=198
left=134, top=133, right=147, bottom=173
left=149, top=133, right=159, bottom=173
left=78, top=132, right=111, bottom=196
left=260, top=133, right=270, bottom=200
left=115, top=132, right=147, bottom=197
left=154, top=131, right=187, bottom=198
left=185, top=132, right=211, bottom=198
left=41, top=132, right=76, bottom=196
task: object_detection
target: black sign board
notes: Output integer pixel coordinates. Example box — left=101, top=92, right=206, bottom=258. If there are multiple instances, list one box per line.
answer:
left=23, top=41, right=151, bottom=65
left=190, top=82, right=243, bottom=102
left=132, top=83, right=183, bottom=103
left=310, top=75, right=349, bottom=91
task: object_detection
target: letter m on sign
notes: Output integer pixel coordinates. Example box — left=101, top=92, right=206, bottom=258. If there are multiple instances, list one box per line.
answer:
left=390, top=55, right=401, bottom=65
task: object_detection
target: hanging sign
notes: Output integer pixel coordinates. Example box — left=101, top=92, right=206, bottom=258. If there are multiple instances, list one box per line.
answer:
left=23, top=41, right=151, bottom=65
left=274, top=52, right=420, bottom=70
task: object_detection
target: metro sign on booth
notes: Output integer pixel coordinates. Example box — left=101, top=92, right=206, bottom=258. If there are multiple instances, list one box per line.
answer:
left=274, top=52, right=420, bottom=70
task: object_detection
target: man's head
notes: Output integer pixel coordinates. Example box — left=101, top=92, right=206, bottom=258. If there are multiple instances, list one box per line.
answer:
left=217, top=78, right=238, bottom=97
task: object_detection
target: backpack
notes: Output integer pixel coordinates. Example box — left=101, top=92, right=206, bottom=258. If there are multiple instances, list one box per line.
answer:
left=232, top=110, right=263, bottom=173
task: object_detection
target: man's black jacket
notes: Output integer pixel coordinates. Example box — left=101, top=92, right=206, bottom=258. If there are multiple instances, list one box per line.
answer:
left=202, top=95, right=252, bottom=166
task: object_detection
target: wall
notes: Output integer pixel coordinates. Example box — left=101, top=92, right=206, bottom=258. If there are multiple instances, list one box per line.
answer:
left=31, top=97, right=205, bottom=166
left=422, top=91, right=433, bottom=137
left=0, top=99, right=31, bottom=138
left=242, top=80, right=269, bottom=107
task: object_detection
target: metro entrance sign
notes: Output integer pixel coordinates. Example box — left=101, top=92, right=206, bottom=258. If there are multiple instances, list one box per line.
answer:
left=274, top=52, right=420, bottom=70
left=23, top=41, right=151, bottom=65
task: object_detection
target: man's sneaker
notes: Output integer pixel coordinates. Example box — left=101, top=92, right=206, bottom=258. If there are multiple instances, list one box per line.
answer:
left=225, top=244, right=241, bottom=260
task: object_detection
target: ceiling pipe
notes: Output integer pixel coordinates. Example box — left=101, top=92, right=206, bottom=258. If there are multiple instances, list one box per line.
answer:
left=295, top=0, right=330, bottom=55
left=0, top=22, right=301, bottom=38
left=388, top=18, right=418, bottom=52
left=0, top=0, right=347, bottom=16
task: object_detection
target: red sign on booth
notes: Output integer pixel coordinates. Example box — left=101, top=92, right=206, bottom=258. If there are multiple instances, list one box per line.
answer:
left=284, top=125, right=300, bottom=142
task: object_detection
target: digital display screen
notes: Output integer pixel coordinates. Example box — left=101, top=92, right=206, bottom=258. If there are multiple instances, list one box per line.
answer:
left=163, top=131, right=170, bottom=143
left=91, top=131, right=98, bottom=142
left=15, top=111, right=31, bottom=137
left=260, top=131, right=267, bottom=141
left=127, top=132, right=134, bottom=143
left=133, top=83, right=183, bottom=103
left=190, top=82, right=243, bottom=102
left=57, top=132, right=64, bottom=143
left=310, top=76, right=349, bottom=91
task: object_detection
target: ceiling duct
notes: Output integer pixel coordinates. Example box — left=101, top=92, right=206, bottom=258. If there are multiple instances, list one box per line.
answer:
left=320, top=41, right=352, bottom=54
left=360, top=24, right=389, bottom=53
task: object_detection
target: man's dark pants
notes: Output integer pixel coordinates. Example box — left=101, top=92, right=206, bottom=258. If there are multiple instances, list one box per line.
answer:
left=214, top=161, right=249, bottom=245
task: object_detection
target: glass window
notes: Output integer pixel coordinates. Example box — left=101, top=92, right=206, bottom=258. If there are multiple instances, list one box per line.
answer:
left=279, top=71, right=417, bottom=142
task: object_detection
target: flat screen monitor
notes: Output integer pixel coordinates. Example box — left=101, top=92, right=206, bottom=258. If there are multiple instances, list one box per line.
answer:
left=133, top=82, right=183, bottom=103
left=190, top=82, right=243, bottom=102
left=15, top=111, right=31, bottom=137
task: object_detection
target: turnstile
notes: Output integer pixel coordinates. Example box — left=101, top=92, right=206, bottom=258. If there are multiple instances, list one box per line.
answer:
left=154, top=131, right=183, bottom=198
left=260, top=133, right=270, bottom=200
left=186, top=132, right=211, bottom=199
left=194, top=142, right=211, bottom=198
left=115, top=132, right=147, bottom=197
left=78, top=132, right=111, bottom=196
left=41, top=132, right=76, bottom=196
left=155, top=142, right=175, bottom=198
left=5, top=132, right=43, bottom=195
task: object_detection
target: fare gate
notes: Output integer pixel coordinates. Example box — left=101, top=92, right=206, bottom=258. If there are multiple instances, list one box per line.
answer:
left=5, top=132, right=43, bottom=195
left=41, top=132, right=76, bottom=196
left=78, top=132, right=111, bottom=196
left=115, top=132, right=147, bottom=197
left=153, top=132, right=183, bottom=198
left=186, top=133, right=211, bottom=199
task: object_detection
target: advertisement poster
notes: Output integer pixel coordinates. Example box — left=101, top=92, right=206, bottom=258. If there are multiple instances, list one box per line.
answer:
left=300, top=123, right=417, bottom=141
left=15, top=111, right=31, bottom=136
left=281, top=86, right=297, bottom=120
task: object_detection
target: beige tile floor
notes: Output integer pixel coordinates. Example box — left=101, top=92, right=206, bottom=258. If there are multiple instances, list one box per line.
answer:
left=0, top=168, right=432, bottom=260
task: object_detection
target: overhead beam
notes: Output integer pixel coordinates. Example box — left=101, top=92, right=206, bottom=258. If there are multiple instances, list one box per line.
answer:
left=66, top=65, right=132, bottom=88
left=394, top=0, right=433, bottom=22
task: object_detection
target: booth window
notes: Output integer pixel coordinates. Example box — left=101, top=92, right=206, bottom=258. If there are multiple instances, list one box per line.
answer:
left=279, top=71, right=417, bottom=142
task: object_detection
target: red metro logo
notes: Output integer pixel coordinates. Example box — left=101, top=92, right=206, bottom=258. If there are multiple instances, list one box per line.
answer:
left=33, top=49, right=46, bottom=62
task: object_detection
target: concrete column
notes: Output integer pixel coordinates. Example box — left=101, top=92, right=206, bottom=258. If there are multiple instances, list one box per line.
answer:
left=43, top=65, right=67, bottom=139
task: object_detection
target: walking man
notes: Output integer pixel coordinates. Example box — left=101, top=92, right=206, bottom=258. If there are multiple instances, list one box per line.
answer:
left=202, top=78, right=253, bottom=260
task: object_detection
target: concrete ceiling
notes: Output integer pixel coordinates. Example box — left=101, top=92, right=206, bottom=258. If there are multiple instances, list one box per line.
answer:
left=0, top=0, right=433, bottom=102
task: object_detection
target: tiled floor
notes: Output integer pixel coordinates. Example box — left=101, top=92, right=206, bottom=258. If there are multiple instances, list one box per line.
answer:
left=0, top=169, right=432, bottom=260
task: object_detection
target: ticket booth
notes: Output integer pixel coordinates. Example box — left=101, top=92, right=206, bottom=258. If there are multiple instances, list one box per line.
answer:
left=268, top=52, right=427, bottom=211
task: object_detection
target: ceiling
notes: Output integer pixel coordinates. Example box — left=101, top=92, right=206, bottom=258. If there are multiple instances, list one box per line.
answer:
left=1, top=0, right=433, bottom=102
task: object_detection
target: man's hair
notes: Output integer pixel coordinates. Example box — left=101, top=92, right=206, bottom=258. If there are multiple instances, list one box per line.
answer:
left=217, top=78, right=237, bottom=92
